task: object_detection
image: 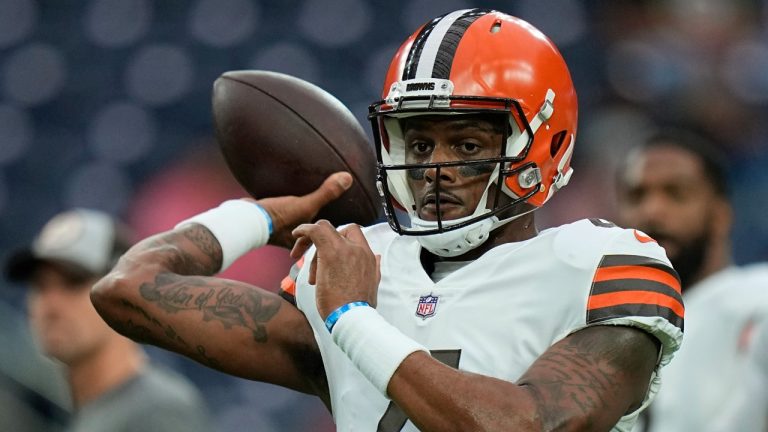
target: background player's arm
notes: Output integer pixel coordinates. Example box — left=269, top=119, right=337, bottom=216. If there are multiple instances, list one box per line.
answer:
left=387, top=324, right=659, bottom=432
left=91, top=223, right=328, bottom=401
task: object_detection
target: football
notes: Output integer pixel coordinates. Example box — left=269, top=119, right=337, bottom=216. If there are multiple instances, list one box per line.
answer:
left=212, top=70, right=382, bottom=227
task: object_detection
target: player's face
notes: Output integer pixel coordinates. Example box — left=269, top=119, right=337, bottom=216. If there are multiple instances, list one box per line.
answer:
left=617, top=145, right=721, bottom=279
left=402, top=115, right=505, bottom=221
left=27, top=264, right=113, bottom=365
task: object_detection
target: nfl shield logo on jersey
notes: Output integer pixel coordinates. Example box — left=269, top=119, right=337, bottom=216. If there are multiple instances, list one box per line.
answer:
left=416, top=294, right=439, bottom=319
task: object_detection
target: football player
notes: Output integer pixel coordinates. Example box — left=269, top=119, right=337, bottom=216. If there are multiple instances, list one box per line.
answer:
left=92, top=10, right=683, bottom=431
left=616, top=129, right=768, bottom=432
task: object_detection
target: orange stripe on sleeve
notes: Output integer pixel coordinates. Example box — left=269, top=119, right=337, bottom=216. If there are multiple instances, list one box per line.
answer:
left=593, top=265, right=681, bottom=295
left=587, top=290, right=684, bottom=319
left=280, top=275, right=296, bottom=297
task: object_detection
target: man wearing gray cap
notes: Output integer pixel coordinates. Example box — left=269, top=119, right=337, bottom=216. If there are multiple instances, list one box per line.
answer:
left=6, top=208, right=212, bottom=432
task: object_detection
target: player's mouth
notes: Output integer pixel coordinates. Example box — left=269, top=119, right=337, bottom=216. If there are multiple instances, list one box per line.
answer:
left=420, top=192, right=464, bottom=220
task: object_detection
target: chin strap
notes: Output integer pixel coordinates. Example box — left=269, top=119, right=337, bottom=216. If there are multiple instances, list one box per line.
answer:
left=412, top=213, right=496, bottom=257
left=412, top=206, right=537, bottom=257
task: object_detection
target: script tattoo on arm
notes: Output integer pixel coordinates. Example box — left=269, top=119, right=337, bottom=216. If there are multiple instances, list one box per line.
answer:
left=97, top=223, right=283, bottom=359
left=123, top=224, right=283, bottom=345
left=138, top=273, right=281, bottom=343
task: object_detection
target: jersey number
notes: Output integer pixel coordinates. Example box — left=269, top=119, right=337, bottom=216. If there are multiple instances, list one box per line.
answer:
left=376, top=349, right=462, bottom=432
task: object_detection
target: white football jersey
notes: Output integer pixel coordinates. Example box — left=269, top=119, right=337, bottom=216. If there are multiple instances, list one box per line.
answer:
left=643, top=263, right=768, bottom=432
left=281, top=219, right=684, bottom=432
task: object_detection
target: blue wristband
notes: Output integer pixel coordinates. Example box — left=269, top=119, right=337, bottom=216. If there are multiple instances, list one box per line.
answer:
left=253, top=204, right=273, bottom=235
left=325, top=301, right=370, bottom=333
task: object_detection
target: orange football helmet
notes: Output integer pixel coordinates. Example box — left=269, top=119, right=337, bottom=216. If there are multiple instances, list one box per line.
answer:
left=369, top=9, right=578, bottom=255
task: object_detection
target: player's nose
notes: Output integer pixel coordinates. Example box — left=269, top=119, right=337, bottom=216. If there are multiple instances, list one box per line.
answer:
left=424, top=145, right=457, bottom=184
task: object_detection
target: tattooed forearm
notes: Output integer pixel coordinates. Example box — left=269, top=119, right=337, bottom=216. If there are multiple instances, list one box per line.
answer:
left=118, top=299, right=190, bottom=348
left=138, top=273, right=210, bottom=312
left=116, top=298, right=231, bottom=370
left=139, top=272, right=281, bottom=343
left=520, top=326, right=659, bottom=430
left=196, top=345, right=222, bottom=369
left=181, top=224, right=223, bottom=269
left=164, top=246, right=217, bottom=276
left=121, top=299, right=163, bottom=329
left=163, top=323, right=189, bottom=347
left=92, top=223, right=327, bottom=395
left=137, top=225, right=223, bottom=276
left=531, top=339, right=618, bottom=418
left=110, top=319, right=153, bottom=344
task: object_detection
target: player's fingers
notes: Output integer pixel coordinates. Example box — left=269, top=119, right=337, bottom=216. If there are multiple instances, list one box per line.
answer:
left=337, top=223, right=358, bottom=238
left=340, top=224, right=373, bottom=252
left=308, top=253, right=318, bottom=285
left=292, top=220, right=340, bottom=249
left=303, top=172, right=352, bottom=208
left=290, top=235, right=313, bottom=259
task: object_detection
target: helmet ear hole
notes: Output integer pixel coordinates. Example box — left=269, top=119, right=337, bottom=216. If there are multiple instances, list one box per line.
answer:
left=550, top=130, right=567, bottom=157
left=490, top=19, right=502, bottom=33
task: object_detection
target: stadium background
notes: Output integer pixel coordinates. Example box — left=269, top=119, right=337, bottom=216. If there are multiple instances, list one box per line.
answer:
left=2, top=0, right=768, bottom=430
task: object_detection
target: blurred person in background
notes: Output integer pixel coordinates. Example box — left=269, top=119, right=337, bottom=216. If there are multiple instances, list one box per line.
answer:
left=5, top=208, right=212, bottom=432
left=0, top=298, right=69, bottom=432
left=616, top=129, right=768, bottom=432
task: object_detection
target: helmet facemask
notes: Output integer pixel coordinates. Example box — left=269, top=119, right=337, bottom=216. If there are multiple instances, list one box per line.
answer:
left=369, top=92, right=546, bottom=256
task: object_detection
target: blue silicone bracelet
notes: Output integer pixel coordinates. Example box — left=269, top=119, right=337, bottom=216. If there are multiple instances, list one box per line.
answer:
left=252, top=203, right=273, bottom=235
left=325, top=301, right=370, bottom=333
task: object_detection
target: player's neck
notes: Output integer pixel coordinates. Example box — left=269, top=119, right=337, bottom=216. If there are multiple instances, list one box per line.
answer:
left=67, top=339, right=146, bottom=408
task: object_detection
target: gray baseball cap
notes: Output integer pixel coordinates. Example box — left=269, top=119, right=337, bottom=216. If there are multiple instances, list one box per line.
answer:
left=5, top=208, right=133, bottom=282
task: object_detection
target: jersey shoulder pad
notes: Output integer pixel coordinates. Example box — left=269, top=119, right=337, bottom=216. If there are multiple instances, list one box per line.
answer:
left=552, top=218, right=644, bottom=269
left=554, top=218, right=672, bottom=263
left=577, top=220, right=683, bottom=364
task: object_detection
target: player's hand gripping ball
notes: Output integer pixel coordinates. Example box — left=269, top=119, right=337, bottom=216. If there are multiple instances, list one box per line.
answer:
left=212, top=70, right=381, bottom=226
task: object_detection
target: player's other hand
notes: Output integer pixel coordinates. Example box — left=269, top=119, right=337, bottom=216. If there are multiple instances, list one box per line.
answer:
left=291, top=221, right=380, bottom=318
left=254, top=172, right=353, bottom=249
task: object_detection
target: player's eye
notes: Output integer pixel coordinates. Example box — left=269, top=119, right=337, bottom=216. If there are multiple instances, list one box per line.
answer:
left=411, top=141, right=432, bottom=155
left=457, top=141, right=481, bottom=155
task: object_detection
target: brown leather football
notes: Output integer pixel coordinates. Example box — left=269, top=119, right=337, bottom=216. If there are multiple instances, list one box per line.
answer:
left=212, top=70, right=381, bottom=226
